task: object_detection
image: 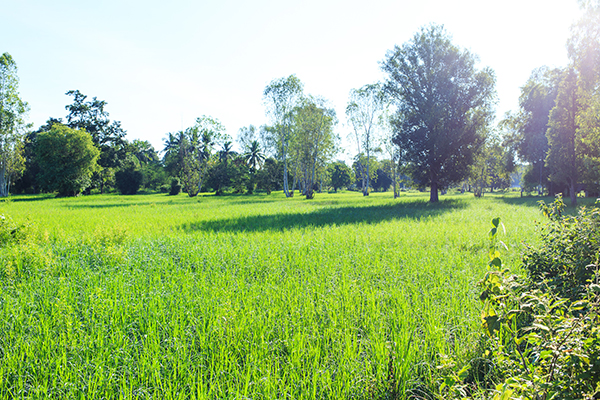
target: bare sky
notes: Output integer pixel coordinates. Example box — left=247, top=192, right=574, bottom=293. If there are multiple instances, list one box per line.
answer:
left=3, top=0, right=583, bottom=156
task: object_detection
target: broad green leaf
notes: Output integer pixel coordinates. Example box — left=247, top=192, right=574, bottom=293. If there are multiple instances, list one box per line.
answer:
left=571, top=300, right=588, bottom=310
left=457, top=365, right=470, bottom=380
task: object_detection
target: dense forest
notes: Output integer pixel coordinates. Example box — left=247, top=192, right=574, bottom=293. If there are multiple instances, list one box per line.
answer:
left=1, top=4, right=599, bottom=204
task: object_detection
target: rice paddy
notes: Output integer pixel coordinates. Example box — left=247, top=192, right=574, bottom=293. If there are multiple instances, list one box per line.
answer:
left=0, top=191, right=574, bottom=399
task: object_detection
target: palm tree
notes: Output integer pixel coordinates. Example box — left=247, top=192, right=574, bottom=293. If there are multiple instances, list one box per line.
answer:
left=218, top=141, right=236, bottom=164
left=162, top=132, right=180, bottom=160
left=243, top=140, right=265, bottom=171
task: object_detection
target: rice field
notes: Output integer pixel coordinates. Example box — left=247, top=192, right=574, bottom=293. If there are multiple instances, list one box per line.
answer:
left=0, top=190, right=573, bottom=399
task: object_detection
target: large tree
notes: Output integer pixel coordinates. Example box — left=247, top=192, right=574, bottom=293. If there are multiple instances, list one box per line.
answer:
left=0, top=53, right=29, bottom=197
left=34, top=124, right=99, bottom=196
left=544, top=2, right=600, bottom=205
left=546, top=68, right=582, bottom=206
left=501, top=67, right=561, bottom=195
left=382, top=24, right=496, bottom=202
left=292, top=96, right=337, bottom=199
left=64, top=90, right=127, bottom=193
left=263, top=75, right=303, bottom=197
left=568, top=0, right=600, bottom=196
left=346, top=83, right=387, bottom=196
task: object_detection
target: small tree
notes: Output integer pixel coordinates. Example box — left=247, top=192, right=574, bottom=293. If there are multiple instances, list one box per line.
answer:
left=328, top=161, right=353, bottom=192
left=256, top=158, right=283, bottom=194
left=346, top=83, right=386, bottom=196
left=34, top=124, right=99, bottom=196
left=115, top=156, right=143, bottom=195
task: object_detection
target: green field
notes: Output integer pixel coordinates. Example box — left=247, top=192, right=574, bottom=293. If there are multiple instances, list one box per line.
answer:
left=0, top=191, right=583, bottom=399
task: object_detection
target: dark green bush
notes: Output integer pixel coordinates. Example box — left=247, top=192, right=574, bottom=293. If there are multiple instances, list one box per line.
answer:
left=115, top=167, right=143, bottom=195
left=169, top=178, right=181, bottom=196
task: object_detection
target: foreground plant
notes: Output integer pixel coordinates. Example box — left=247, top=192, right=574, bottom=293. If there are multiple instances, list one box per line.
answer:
left=442, top=197, right=600, bottom=399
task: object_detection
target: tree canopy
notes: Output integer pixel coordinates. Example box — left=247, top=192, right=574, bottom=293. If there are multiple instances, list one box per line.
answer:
left=382, top=24, right=496, bottom=202
left=0, top=53, right=29, bottom=197
left=34, top=124, right=99, bottom=196
left=346, top=83, right=387, bottom=196
left=263, top=75, right=304, bottom=197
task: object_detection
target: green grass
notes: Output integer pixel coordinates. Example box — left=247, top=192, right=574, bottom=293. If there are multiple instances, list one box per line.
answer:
left=0, top=191, right=591, bottom=399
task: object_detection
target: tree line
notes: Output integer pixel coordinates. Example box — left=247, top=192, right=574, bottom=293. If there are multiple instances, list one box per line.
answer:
left=1, top=3, right=598, bottom=202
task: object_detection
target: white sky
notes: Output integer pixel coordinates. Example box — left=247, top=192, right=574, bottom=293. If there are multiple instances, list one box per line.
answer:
left=3, top=0, right=583, bottom=157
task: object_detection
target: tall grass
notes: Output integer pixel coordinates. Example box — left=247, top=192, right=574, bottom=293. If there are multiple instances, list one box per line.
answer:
left=0, top=191, right=580, bottom=398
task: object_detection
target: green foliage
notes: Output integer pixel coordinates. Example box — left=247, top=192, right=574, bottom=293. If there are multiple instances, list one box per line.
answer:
left=291, top=96, right=338, bottom=199
left=352, top=154, right=378, bottom=192
left=0, top=52, right=29, bottom=197
left=0, top=213, right=30, bottom=247
left=64, top=90, right=127, bottom=194
left=382, top=24, right=496, bottom=202
left=34, top=124, right=100, bottom=196
left=263, top=75, right=304, bottom=197
left=163, top=117, right=226, bottom=196
left=255, top=157, right=283, bottom=194
left=242, top=140, right=265, bottom=171
left=328, top=161, right=353, bottom=192
left=444, top=198, right=600, bottom=399
left=546, top=68, right=582, bottom=205
left=169, top=178, right=181, bottom=195
left=470, top=137, right=513, bottom=197
left=114, top=160, right=143, bottom=195
left=346, top=83, right=386, bottom=196
left=501, top=67, right=561, bottom=195
left=525, top=195, right=600, bottom=300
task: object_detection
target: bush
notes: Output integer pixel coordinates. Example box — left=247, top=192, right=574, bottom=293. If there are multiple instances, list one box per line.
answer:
left=169, top=178, right=181, bottom=195
left=0, top=214, right=31, bottom=247
left=524, top=195, right=600, bottom=300
left=442, top=198, right=600, bottom=399
left=115, top=167, right=143, bottom=195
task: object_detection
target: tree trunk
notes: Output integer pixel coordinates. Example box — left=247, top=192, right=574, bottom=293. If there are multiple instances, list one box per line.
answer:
left=392, top=164, right=398, bottom=198
left=0, top=166, right=9, bottom=197
left=570, top=180, right=577, bottom=206
left=365, top=150, right=370, bottom=196
left=282, top=139, right=291, bottom=197
left=430, top=181, right=439, bottom=202
left=283, top=158, right=290, bottom=197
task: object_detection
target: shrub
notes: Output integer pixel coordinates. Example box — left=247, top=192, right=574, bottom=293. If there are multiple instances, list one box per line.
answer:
left=169, top=178, right=181, bottom=195
left=524, top=195, right=600, bottom=300
left=115, top=166, right=143, bottom=195
left=0, top=214, right=31, bottom=247
left=442, top=199, right=600, bottom=399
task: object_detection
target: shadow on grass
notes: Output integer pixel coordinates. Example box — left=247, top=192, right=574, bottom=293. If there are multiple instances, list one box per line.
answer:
left=7, top=194, right=56, bottom=203
left=180, top=198, right=468, bottom=233
left=492, top=195, right=553, bottom=208
left=493, top=194, right=599, bottom=211
left=63, top=197, right=280, bottom=209
left=65, top=201, right=160, bottom=209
